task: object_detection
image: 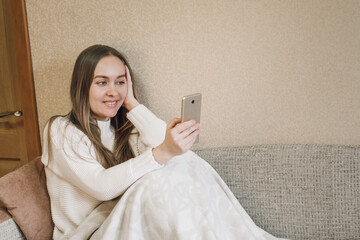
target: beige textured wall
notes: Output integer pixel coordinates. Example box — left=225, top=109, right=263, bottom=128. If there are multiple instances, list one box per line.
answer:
left=26, top=0, right=360, bottom=149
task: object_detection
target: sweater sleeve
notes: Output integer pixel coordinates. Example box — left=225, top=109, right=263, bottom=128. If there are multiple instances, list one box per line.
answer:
left=43, top=114, right=164, bottom=202
left=127, top=104, right=167, bottom=148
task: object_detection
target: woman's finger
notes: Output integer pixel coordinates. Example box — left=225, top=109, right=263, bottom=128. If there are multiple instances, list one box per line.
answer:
left=167, top=118, right=182, bottom=130
left=179, top=123, right=200, bottom=138
left=125, top=65, right=132, bottom=83
left=174, top=120, right=197, bottom=133
left=183, top=129, right=200, bottom=148
left=125, top=66, right=133, bottom=93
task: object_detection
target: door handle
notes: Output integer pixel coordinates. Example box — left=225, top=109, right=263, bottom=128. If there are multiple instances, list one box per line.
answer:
left=0, top=111, right=23, bottom=118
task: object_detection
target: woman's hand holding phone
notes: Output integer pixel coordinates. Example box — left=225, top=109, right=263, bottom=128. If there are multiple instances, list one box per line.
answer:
left=152, top=118, right=200, bottom=165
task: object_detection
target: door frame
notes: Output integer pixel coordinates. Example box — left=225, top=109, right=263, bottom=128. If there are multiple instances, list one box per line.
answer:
left=10, top=0, right=41, bottom=161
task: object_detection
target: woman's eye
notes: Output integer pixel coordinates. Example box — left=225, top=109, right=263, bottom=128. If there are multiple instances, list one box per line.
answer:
left=97, top=81, right=107, bottom=85
left=116, top=80, right=125, bottom=85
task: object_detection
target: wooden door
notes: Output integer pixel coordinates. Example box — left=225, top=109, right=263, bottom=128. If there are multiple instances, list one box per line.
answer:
left=0, top=0, right=41, bottom=177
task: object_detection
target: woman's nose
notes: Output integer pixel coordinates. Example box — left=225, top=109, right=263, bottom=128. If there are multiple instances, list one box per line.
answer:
left=106, top=84, right=118, bottom=96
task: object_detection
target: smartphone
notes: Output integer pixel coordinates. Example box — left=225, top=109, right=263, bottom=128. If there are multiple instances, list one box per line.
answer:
left=181, top=93, right=202, bottom=143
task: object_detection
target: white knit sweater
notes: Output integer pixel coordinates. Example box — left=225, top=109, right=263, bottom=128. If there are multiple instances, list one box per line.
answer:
left=41, top=105, right=167, bottom=239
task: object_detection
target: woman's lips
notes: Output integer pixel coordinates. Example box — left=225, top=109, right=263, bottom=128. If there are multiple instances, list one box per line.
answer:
left=103, top=100, right=118, bottom=107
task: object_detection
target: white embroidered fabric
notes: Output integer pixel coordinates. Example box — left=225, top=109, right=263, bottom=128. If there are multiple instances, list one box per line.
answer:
left=86, top=151, right=281, bottom=240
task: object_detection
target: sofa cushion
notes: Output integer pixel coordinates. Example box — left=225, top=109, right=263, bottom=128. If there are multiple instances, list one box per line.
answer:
left=0, top=157, right=53, bottom=240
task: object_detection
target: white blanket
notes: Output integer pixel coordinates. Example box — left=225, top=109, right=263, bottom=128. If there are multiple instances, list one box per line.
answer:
left=71, top=151, right=281, bottom=240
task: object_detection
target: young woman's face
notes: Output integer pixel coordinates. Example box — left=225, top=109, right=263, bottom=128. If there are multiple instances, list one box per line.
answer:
left=89, top=55, right=128, bottom=121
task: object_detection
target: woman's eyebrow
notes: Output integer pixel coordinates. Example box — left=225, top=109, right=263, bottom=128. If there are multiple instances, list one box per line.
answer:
left=94, top=74, right=126, bottom=79
left=94, top=75, right=109, bottom=79
left=117, top=74, right=126, bottom=79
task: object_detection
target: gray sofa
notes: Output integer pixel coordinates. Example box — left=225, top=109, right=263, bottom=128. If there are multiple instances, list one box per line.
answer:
left=196, top=145, right=360, bottom=239
left=0, top=144, right=359, bottom=239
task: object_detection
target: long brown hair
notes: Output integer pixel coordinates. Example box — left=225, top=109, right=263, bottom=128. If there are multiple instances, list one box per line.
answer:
left=48, top=44, right=136, bottom=168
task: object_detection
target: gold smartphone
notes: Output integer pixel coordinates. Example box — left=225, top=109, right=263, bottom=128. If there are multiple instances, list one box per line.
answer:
left=181, top=93, right=202, bottom=143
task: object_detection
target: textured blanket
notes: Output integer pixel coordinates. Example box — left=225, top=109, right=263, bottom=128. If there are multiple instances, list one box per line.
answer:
left=72, top=151, right=281, bottom=240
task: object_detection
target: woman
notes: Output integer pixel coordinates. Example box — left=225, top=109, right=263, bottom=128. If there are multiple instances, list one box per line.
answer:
left=42, top=44, right=281, bottom=239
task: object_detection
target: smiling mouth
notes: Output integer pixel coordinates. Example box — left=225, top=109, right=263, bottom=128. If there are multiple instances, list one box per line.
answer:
left=104, top=101, right=118, bottom=107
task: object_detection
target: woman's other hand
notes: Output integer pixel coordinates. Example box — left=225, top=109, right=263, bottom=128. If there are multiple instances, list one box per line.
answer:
left=152, top=118, right=200, bottom=165
left=123, top=65, right=139, bottom=111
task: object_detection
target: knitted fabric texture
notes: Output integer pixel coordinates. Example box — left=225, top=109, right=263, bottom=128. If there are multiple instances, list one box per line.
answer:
left=195, top=144, right=360, bottom=240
